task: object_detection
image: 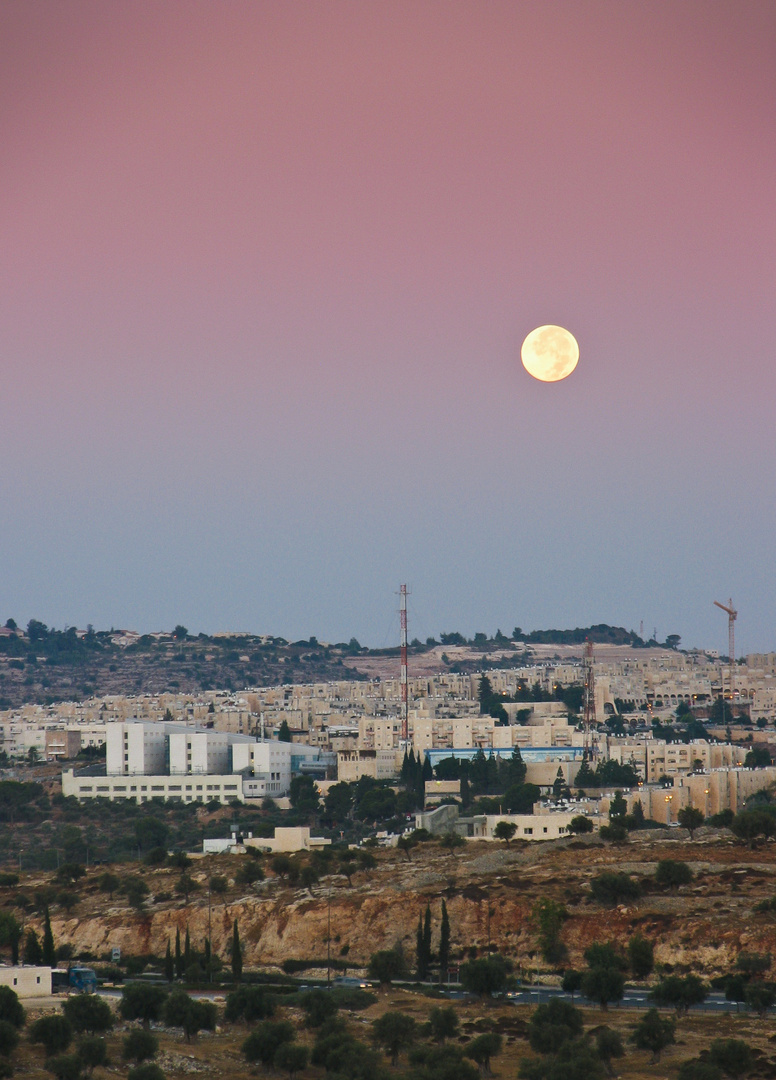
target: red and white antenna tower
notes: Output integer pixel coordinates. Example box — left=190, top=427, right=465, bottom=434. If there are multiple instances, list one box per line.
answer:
left=582, top=638, right=598, bottom=758
left=400, top=584, right=409, bottom=742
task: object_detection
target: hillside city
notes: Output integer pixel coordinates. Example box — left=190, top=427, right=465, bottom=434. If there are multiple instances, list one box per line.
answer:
left=3, top=624, right=776, bottom=1080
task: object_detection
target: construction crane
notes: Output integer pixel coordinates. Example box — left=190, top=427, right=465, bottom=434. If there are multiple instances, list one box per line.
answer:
left=713, top=598, right=737, bottom=702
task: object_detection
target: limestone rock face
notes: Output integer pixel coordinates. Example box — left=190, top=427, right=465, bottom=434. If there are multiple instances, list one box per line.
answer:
left=28, top=839, right=776, bottom=978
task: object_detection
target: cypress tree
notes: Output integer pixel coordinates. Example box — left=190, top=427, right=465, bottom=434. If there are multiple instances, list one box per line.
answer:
left=422, top=902, right=432, bottom=978
left=231, top=918, right=242, bottom=983
left=439, top=899, right=450, bottom=979
left=422, top=754, right=433, bottom=783
left=25, top=929, right=43, bottom=966
left=416, top=913, right=425, bottom=979
left=165, top=939, right=174, bottom=982
left=42, top=908, right=55, bottom=967
left=175, top=927, right=183, bottom=978
left=184, top=926, right=191, bottom=968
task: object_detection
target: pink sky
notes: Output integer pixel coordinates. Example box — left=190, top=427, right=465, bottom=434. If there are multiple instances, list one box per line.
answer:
left=1, top=1, right=775, bottom=649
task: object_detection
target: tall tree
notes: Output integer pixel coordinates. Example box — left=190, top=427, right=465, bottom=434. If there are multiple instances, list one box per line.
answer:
left=165, top=940, right=174, bottom=982
left=42, top=908, right=55, bottom=967
left=175, top=927, right=183, bottom=979
left=184, top=927, right=191, bottom=968
left=416, top=913, right=426, bottom=980
left=232, top=918, right=243, bottom=983
left=439, top=899, right=450, bottom=979
left=422, top=903, right=432, bottom=977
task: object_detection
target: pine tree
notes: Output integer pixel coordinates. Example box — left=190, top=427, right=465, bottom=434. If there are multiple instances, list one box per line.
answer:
left=175, top=927, right=183, bottom=978
left=231, top=918, right=242, bottom=983
left=42, top=908, right=55, bottom=967
left=165, top=939, right=174, bottom=982
left=439, top=899, right=451, bottom=979
left=422, top=903, right=432, bottom=977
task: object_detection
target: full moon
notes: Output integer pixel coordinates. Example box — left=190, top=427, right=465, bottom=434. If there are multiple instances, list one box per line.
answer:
left=521, top=325, right=579, bottom=382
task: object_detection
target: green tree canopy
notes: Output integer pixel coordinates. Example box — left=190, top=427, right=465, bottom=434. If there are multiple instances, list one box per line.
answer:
left=372, top=1010, right=418, bottom=1065
left=630, top=1007, right=676, bottom=1063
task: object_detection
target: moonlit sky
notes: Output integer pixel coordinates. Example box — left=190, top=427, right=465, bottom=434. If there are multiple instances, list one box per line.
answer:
left=2, top=2, right=775, bottom=652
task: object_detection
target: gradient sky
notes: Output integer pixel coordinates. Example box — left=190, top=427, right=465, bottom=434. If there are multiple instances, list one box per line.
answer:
left=1, top=1, right=775, bottom=652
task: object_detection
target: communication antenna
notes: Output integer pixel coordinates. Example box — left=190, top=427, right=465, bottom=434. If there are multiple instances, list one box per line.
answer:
left=399, top=585, right=410, bottom=743
left=582, top=639, right=598, bottom=759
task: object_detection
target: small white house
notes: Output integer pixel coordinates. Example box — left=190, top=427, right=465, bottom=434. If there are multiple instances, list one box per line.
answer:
left=0, top=966, right=51, bottom=997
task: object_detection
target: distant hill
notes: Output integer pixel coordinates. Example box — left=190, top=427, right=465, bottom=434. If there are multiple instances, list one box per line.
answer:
left=513, top=623, right=646, bottom=647
left=0, top=619, right=677, bottom=708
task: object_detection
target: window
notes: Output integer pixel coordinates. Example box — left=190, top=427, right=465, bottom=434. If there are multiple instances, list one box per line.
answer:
left=523, top=827, right=533, bottom=835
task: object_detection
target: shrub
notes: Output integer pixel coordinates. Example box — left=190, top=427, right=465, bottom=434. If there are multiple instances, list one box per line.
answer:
left=590, top=872, right=641, bottom=906
left=708, top=1038, right=754, bottom=1079
left=236, top=861, right=264, bottom=885
left=655, top=860, right=693, bottom=890
left=120, top=983, right=168, bottom=1026
left=128, top=1065, right=166, bottom=1080
left=162, top=990, right=216, bottom=1042
left=531, top=898, right=568, bottom=965
left=301, top=989, right=338, bottom=1028
left=274, top=1042, right=309, bottom=1079
left=242, top=1020, right=295, bottom=1066
left=0, top=987, right=24, bottom=1029
left=62, top=994, right=114, bottom=1034
left=735, top=951, right=771, bottom=977
left=29, top=1014, right=72, bottom=1055
left=43, top=1054, right=82, bottom=1080
left=122, top=1028, right=159, bottom=1064
left=584, top=942, right=626, bottom=971
left=569, top=816, right=593, bottom=834
left=77, top=1035, right=109, bottom=1073
left=224, top=985, right=275, bottom=1024
left=627, top=933, right=654, bottom=978
left=0, top=1020, right=19, bottom=1056
left=427, top=1006, right=459, bottom=1043
left=528, top=998, right=583, bottom=1054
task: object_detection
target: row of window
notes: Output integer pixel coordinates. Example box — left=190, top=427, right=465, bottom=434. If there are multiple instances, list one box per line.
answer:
left=79, top=782, right=240, bottom=795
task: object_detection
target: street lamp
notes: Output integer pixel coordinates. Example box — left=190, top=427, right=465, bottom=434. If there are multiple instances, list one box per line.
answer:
left=665, top=794, right=673, bottom=825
